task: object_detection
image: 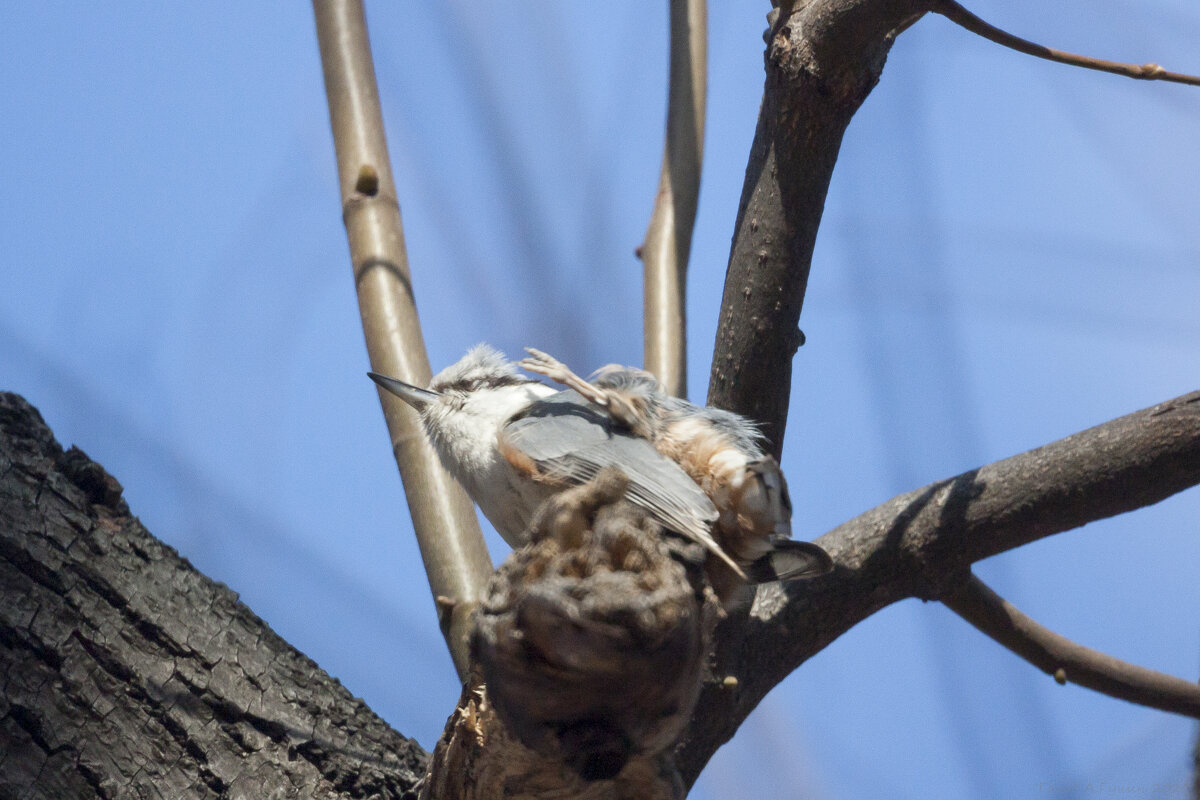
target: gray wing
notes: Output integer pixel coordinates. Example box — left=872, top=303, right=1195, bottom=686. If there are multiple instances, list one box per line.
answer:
left=504, top=390, right=733, bottom=566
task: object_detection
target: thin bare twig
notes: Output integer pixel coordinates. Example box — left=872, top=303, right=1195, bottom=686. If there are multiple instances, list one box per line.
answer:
left=313, top=0, right=493, bottom=680
left=935, top=0, right=1200, bottom=86
left=944, top=573, right=1200, bottom=718
left=642, top=0, right=707, bottom=398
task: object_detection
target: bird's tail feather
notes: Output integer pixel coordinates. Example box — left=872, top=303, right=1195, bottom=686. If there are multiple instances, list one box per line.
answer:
left=746, top=540, right=833, bottom=584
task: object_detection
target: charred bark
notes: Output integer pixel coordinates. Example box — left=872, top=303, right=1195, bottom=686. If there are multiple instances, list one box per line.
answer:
left=0, top=393, right=426, bottom=799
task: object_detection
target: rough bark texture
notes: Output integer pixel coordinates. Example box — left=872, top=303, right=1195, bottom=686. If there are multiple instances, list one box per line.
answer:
left=677, top=390, right=1200, bottom=784
left=421, top=473, right=720, bottom=800
left=0, top=393, right=427, bottom=799
left=420, top=682, right=684, bottom=800
left=1, top=386, right=1196, bottom=797
left=472, top=470, right=714, bottom=784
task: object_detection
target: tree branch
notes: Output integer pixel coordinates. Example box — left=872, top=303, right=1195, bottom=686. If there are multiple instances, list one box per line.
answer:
left=0, top=394, right=427, bottom=798
left=677, top=390, right=1200, bottom=784
left=313, top=0, right=494, bottom=678
left=707, top=0, right=932, bottom=454
left=707, top=0, right=1197, bottom=456
left=642, top=0, right=707, bottom=398
left=934, top=0, right=1200, bottom=87
left=943, top=574, right=1200, bottom=718
left=421, top=469, right=719, bottom=799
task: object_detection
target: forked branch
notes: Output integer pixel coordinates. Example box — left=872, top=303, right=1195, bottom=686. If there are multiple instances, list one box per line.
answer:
left=708, top=0, right=930, bottom=453
left=710, top=0, right=1199, bottom=454
left=678, top=390, right=1200, bottom=784
left=944, top=574, right=1200, bottom=718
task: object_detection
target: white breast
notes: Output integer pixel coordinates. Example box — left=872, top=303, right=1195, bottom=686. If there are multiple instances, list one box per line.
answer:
left=423, top=381, right=556, bottom=548
left=472, top=465, right=557, bottom=548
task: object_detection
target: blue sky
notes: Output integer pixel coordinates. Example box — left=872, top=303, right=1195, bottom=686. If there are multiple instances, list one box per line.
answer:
left=2, top=2, right=1198, bottom=797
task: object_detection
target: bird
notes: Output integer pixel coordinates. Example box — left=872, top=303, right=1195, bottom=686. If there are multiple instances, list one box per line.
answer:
left=368, top=345, right=832, bottom=596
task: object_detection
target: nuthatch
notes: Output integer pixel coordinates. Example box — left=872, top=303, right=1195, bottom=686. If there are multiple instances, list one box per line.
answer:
left=369, top=345, right=832, bottom=595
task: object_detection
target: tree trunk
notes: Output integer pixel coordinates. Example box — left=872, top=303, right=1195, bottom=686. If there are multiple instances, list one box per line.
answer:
left=0, top=392, right=427, bottom=799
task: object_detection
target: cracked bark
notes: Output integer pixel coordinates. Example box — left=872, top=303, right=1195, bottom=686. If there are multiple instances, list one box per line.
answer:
left=0, top=393, right=426, bottom=799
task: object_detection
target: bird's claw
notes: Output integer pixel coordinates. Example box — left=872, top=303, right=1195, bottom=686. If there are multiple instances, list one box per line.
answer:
left=520, top=347, right=612, bottom=409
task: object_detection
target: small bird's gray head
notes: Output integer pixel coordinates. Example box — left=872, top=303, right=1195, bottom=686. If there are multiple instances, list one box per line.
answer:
left=368, top=345, right=552, bottom=477
left=429, top=344, right=529, bottom=395
left=370, top=344, right=538, bottom=411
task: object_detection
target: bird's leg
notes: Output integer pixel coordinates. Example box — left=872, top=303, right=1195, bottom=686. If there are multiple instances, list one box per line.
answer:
left=519, top=348, right=608, bottom=404
left=519, top=348, right=649, bottom=436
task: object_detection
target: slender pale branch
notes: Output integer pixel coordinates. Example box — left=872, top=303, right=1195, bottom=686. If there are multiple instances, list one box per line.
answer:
left=935, top=0, right=1200, bottom=86
left=943, top=574, right=1200, bottom=718
left=313, top=0, right=493, bottom=679
left=642, top=0, right=707, bottom=398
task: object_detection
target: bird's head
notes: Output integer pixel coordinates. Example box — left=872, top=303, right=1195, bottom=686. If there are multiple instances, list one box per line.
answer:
left=368, top=345, right=551, bottom=461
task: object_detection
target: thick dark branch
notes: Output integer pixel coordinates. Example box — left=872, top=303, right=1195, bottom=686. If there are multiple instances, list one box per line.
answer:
left=935, top=0, right=1200, bottom=87
left=678, top=390, right=1200, bottom=784
left=707, top=0, right=932, bottom=454
left=944, top=574, right=1200, bottom=718
left=422, top=470, right=718, bottom=799
left=0, top=393, right=426, bottom=798
left=828, top=390, right=1200, bottom=575
left=708, top=0, right=1197, bottom=458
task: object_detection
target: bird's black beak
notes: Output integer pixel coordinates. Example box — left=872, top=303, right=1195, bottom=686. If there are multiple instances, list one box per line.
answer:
left=368, top=372, right=440, bottom=412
